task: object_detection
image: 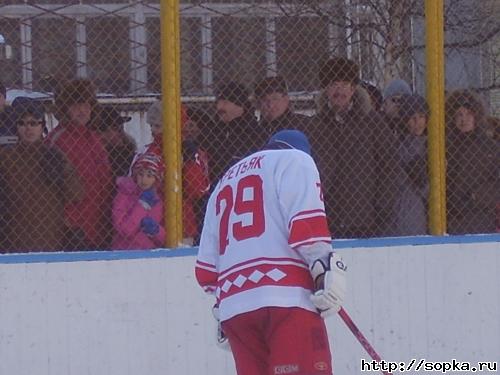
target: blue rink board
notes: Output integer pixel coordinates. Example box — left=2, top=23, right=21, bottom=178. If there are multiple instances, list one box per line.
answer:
left=1, top=234, right=499, bottom=265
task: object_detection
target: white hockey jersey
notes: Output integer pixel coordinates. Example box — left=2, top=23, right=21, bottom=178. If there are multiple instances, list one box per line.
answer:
left=195, top=148, right=332, bottom=321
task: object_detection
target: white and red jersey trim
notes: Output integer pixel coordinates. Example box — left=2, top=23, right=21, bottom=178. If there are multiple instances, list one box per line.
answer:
left=288, top=209, right=331, bottom=248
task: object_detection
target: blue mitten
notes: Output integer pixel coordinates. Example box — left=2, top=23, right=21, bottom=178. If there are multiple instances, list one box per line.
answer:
left=139, top=189, right=159, bottom=209
left=140, top=217, right=159, bottom=236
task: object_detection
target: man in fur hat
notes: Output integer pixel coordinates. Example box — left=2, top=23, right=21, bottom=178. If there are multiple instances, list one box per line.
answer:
left=311, top=57, right=403, bottom=238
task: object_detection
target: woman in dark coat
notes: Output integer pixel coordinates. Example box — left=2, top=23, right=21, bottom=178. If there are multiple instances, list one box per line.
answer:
left=445, top=90, right=499, bottom=234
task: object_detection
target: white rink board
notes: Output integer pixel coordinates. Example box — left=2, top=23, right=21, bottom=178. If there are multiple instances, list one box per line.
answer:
left=0, top=236, right=499, bottom=375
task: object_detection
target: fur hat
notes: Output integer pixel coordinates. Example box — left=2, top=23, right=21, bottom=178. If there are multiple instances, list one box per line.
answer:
left=267, top=129, right=311, bottom=155
left=319, top=57, right=359, bottom=88
left=254, top=76, right=289, bottom=99
left=216, top=82, right=250, bottom=108
left=132, top=152, right=165, bottom=181
left=55, top=79, right=97, bottom=119
left=383, top=79, right=412, bottom=100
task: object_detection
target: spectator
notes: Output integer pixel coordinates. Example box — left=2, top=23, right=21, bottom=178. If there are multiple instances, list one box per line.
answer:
left=188, top=107, right=217, bottom=242
left=94, top=106, right=137, bottom=247
left=111, top=153, right=166, bottom=250
left=96, top=106, right=136, bottom=181
left=485, top=116, right=500, bottom=232
left=445, top=89, right=499, bottom=234
left=254, top=75, right=311, bottom=137
left=381, top=78, right=412, bottom=134
left=311, top=57, right=403, bottom=238
left=0, top=97, right=82, bottom=252
left=141, top=101, right=210, bottom=245
left=47, top=79, right=112, bottom=250
left=0, top=81, right=17, bottom=147
left=393, top=94, right=430, bottom=235
left=205, top=81, right=266, bottom=182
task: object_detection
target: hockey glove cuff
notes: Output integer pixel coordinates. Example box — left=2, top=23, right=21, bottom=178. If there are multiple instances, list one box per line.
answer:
left=310, top=252, right=347, bottom=318
left=212, top=305, right=231, bottom=352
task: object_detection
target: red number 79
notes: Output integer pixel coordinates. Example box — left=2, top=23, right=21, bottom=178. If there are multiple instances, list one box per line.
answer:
left=215, top=175, right=265, bottom=254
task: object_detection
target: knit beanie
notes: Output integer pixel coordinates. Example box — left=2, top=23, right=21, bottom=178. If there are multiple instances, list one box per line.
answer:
left=383, top=79, right=412, bottom=100
left=267, top=129, right=311, bottom=155
left=398, top=94, right=430, bottom=121
left=216, top=82, right=250, bottom=108
left=254, top=76, right=289, bottom=99
left=132, top=152, right=165, bottom=181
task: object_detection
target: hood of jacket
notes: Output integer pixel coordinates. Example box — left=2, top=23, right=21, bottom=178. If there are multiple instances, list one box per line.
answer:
left=116, top=176, right=141, bottom=196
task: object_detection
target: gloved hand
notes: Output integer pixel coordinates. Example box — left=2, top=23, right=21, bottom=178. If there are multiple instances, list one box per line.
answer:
left=310, top=252, right=347, bottom=318
left=140, top=217, right=159, bottom=236
left=212, top=305, right=231, bottom=351
left=139, top=189, right=159, bottom=210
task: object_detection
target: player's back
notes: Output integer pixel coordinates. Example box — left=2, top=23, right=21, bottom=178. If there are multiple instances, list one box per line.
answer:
left=197, top=147, right=331, bottom=321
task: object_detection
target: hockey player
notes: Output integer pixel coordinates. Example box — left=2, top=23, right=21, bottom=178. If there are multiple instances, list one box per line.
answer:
left=195, top=129, right=347, bottom=375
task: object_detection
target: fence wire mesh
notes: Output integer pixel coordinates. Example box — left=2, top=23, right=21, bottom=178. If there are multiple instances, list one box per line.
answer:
left=0, top=0, right=499, bottom=252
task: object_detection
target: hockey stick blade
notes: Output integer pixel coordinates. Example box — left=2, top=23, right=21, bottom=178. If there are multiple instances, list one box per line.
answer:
left=338, top=307, right=392, bottom=375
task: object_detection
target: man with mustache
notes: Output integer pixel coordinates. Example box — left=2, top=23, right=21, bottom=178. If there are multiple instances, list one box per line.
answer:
left=311, top=57, right=403, bottom=238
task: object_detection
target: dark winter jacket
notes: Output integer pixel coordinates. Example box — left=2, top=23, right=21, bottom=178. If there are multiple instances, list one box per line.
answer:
left=445, top=90, right=499, bottom=234
left=261, top=110, right=312, bottom=139
left=446, top=129, right=499, bottom=234
left=394, top=134, right=429, bottom=235
left=311, top=89, right=403, bottom=238
left=203, top=110, right=266, bottom=182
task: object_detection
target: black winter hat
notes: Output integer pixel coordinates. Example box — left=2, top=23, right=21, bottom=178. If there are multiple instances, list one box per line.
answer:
left=216, top=82, right=250, bottom=108
left=254, top=76, right=289, bottom=99
left=319, top=57, right=359, bottom=88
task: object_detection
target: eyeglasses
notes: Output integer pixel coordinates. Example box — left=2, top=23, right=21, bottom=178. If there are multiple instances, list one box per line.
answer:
left=17, top=120, right=43, bottom=127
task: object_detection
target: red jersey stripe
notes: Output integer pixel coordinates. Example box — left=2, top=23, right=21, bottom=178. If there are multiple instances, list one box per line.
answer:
left=288, top=215, right=331, bottom=248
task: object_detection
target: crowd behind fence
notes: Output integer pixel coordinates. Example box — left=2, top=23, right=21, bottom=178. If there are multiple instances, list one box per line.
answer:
left=0, top=1, right=499, bottom=253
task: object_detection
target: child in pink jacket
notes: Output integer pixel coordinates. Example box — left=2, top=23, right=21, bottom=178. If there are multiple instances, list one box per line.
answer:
left=111, top=153, right=166, bottom=250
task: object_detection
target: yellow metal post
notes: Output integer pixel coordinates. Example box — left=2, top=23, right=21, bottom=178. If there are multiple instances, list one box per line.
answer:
left=425, top=0, right=447, bottom=235
left=160, top=0, right=183, bottom=247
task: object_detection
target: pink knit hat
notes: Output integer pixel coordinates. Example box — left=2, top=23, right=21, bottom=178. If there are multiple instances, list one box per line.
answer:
left=132, top=153, right=165, bottom=181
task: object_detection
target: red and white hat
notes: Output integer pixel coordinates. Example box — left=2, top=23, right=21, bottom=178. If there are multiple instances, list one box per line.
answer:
left=132, top=152, right=165, bottom=181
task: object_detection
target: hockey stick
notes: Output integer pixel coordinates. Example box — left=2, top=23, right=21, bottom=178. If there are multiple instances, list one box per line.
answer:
left=338, top=307, right=392, bottom=375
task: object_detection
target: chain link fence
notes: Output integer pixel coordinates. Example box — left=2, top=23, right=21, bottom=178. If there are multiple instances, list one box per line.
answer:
left=0, top=0, right=499, bottom=253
